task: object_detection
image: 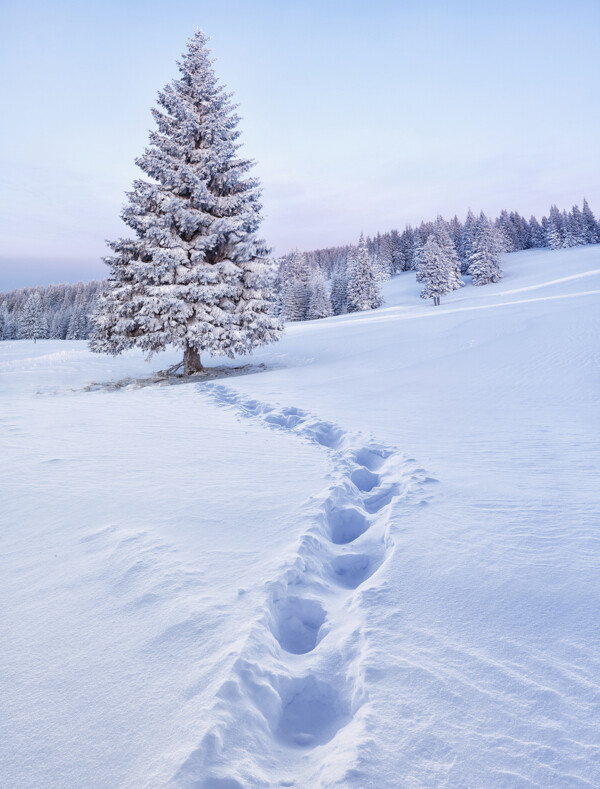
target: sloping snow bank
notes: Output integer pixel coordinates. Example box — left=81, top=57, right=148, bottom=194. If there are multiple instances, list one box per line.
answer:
left=1, top=245, right=599, bottom=788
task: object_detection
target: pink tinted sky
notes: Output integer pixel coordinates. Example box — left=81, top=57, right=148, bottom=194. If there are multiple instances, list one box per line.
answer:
left=1, top=0, right=599, bottom=288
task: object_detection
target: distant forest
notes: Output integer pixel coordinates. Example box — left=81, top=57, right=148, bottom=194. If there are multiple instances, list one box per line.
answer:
left=1, top=199, right=598, bottom=341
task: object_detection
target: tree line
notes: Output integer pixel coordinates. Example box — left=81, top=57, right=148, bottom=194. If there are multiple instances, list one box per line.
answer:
left=276, top=198, right=600, bottom=319
left=1, top=198, right=598, bottom=341
left=0, top=280, right=101, bottom=342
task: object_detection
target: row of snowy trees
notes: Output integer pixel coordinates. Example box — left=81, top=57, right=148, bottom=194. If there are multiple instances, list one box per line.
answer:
left=2, top=198, right=598, bottom=340
left=0, top=281, right=101, bottom=341
left=276, top=198, right=599, bottom=319
left=416, top=214, right=503, bottom=305
left=279, top=235, right=383, bottom=322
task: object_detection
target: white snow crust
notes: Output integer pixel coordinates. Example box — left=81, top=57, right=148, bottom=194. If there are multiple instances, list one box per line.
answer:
left=1, top=245, right=599, bottom=787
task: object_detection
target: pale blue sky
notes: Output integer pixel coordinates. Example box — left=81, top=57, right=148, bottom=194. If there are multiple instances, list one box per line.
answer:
left=1, top=0, right=599, bottom=288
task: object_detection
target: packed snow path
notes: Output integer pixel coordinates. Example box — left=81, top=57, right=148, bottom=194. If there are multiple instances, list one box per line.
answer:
left=174, top=385, right=431, bottom=786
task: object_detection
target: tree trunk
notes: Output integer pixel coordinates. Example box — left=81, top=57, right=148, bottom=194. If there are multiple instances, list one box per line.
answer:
left=183, top=344, right=203, bottom=375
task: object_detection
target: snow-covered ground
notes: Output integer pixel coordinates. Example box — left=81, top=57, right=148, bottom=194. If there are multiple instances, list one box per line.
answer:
left=1, top=245, right=599, bottom=788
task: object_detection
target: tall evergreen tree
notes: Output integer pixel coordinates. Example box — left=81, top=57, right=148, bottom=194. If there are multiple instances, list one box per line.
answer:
left=569, top=205, right=585, bottom=246
left=434, top=217, right=464, bottom=291
left=307, top=268, right=333, bottom=320
left=459, top=209, right=477, bottom=273
left=418, top=235, right=451, bottom=306
left=20, top=293, right=47, bottom=342
left=528, top=215, right=546, bottom=248
left=582, top=198, right=599, bottom=244
left=546, top=205, right=564, bottom=249
left=282, top=250, right=311, bottom=321
left=347, top=235, right=383, bottom=312
left=90, top=31, right=282, bottom=373
left=561, top=209, right=576, bottom=248
left=0, top=305, right=10, bottom=340
left=329, top=262, right=348, bottom=315
left=496, top=210, right=517, bottom=252
left=468, top=217, right=503, bottom=285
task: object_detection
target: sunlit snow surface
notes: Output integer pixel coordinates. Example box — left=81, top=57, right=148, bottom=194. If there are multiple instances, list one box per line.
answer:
left=1, top=246, right=599, bottom=788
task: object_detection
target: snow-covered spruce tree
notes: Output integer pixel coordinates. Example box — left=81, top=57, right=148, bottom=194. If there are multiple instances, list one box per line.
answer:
left=90, top=31, right=282, bottom=374
left=329, top=261, right=348, bottom=315
left=282, top=250, right=311, bottom=321
left=582, top=198, right=599, bottom=244
left=307, top=268, right=333, bottom=320
left=20, top=293, right=47, bottom=342
left=419, top=235, right=450, bottom=306
left=546, top=205, right=564, bottom=250
left=0, top=304, right=10, bottom=340
left=528, top=215, right=546, bottom=248
left=561, top=209, right=575, bottom=248
left=433, top=217, right=464, bottom=291
left=459, top=209, right=477, bottom=273
left=347, top=235, right=383, bottom=313
left=569, top=205, right=586, bottom=246
left=468, top=216, right=503, bottom=285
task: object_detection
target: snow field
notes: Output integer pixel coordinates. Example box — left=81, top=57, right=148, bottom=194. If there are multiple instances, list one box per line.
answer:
left=0, top=377, right=331, bottom=788
left=1, top=244, right=599, bottom=787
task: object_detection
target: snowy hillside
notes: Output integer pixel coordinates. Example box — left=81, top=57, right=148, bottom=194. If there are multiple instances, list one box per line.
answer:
left=1, top=246, right=599, bottom=788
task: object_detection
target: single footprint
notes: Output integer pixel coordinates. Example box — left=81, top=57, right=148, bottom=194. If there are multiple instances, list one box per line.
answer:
left=269, top=596, right=326, bottom=654
left=327, top=506, right=369, bottom=545
left=331, top=553, right=378, bottom=589
left=276, top=675, right=349, bottom=747
left=350, top=467, right=380, bottom=492
left=353, top=447, right=390, bottom=471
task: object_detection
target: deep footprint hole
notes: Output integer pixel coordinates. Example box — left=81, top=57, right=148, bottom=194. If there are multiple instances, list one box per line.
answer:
left=276, top=675, right=349, bottom=748
left=328, top=506, right=369, bottom=545
left=350, top=467, right=380, bottom=492
left=353, top=447, right=390, bottom=471
left=269, top=596, right=326, bottom=655
left=331, top=553, right=376, bottom=589
left=364, top=485, right=399, bottom=514
left=305, top=422, right=344, bottom=449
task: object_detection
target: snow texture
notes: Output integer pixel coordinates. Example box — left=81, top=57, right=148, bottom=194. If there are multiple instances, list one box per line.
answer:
left=1, top=244, right=600, bottom=787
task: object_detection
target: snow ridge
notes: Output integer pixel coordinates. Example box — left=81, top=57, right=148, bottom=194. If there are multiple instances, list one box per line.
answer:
left=172, top=384, right=432, bottom=788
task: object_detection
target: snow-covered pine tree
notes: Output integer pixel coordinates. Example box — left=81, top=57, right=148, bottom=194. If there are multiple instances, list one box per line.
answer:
left=307, top=268, right=333, bottom=320
left=66, top=306, right=89, bottom=340
left=398, top=227, right=414, bottom=272
left=468, top=216, right=503, bottom=285
left=0, top=304, right=10, bottom=340
left=582, top=198, right=599, bottom=244
left=372, top=252, right=392, bottom=282
left=388, top=229, right=404, bottom=273
left=90, top=30, right=282, bottom=373
left=528, top=215, right=546, bottom=248
left=449, top=215, right=463, bottom=253
left=329, top=261, right=348, bottom=315
left=433, top=217, right=464, bottom=291
left=374, top=235, right=393, bottom=281
left=497, top=210, right=517, bottom=252
left=546, top=205, right=564, bottom=250
left=459, top=209, right=477, bottom=273
left=561, top=209, right=575, bottom=248
left=282, top=250, right=311, bottom=321
left=419, top=235, right=450, bottom=306
left=347, top=235, right=383, bottom=312
left=569, top=205, right=586, bottom=246
left=20, top=293, right=47, bottom=342
left=413, top=237, right=427, bottom=282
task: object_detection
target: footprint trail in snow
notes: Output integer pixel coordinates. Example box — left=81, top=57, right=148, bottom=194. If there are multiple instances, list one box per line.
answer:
left=172, top=384, right=435, bottom=788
